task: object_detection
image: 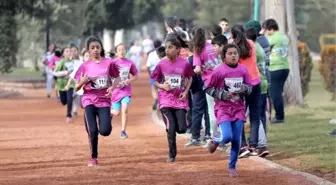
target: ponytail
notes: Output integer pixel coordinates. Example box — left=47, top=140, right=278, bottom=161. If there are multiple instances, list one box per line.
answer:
left=231, top=25, right=251, bottom=58
left=191, top=27, right=206, bottom=56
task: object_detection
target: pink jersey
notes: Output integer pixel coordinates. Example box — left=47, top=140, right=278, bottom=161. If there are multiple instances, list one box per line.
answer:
left=205, top=63, right=251, bottom=124
left=48, top=56, right=61, bottom=70
left=193, top=42, right=220, bottom=83
left=111, top=58, right=138, bottom=103
left=151, top=57, right=193, bottom=110
left=74, top=58, right=119, bottom=108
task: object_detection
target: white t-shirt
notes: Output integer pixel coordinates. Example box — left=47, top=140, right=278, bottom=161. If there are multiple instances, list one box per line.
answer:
left=142, top=39, right=154, bottom=54
left=70, top=59, right=84, bottom=95
left=146, top=50, right=160, bottom=73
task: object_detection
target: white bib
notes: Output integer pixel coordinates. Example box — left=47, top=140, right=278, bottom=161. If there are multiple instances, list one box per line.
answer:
left=165, top=74, right=182, bottom=89
left=224, top=77, right=243, bottom=93
left=91, top=76, right=109, bottom=89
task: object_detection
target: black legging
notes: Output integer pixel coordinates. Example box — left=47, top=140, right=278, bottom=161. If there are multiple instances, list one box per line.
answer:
left=59, top=88, right=74, bottom=118
left=84, top=105, right=112, bottom=159
left=161, top=107, right=188, bottom=158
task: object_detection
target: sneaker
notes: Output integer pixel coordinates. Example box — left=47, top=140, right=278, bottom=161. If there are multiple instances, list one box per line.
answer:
left=166, top=157, right=175, bottom=163
left=66, top=117, right=72, bottom=123
left=257, top=147, right=270, bottom=157
left=271, top=118, right=284, bottom=124
left=120, top=130, right=128, bottom=139
left=47, top=94, right=51, bottom=98
left=73, top=112, right=78, bottom=117
left=218, top=143, right=230, bottom=152
left=249, top=147, right=258, bottom=156
left=207, top=140, right=218, bottom=153
left=203, top=135, right=211, bottom=142
left=87, top=158, right=98, bottom=167
left=238, top=147, right=250, bottom=158
left=184, top=139, right=201, bottom=147
left=228, top=168, right=239, bottom=177
left=186, top=128, right=191, bottom=134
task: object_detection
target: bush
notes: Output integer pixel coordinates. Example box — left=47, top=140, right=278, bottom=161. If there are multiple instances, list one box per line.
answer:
left=318, top=45, right=336, bottom=100
left=298, top=41, right=313, bottom=98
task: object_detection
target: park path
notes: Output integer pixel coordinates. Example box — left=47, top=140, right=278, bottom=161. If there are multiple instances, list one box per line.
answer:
left=0, top=72, right=315, bottom=185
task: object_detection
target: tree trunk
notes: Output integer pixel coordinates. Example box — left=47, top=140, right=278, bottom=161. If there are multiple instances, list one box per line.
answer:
left=264, top=0, right=286, bottom=32
left=284, top=0, right=304, bottom=106
left=259, top=0, right=265, bottom=22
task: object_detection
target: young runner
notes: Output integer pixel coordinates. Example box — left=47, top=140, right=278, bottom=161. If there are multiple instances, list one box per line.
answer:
left=192, top=27, right=221, bottom=136
left=110, top=44, right=138, bottom=139
left=74, top=36, right=120, bottom=166
left=53, top=47, right=75, bottom=123
left=151, top=34, right=193, bottom=162
left=205, top=44, right=252, bottom=177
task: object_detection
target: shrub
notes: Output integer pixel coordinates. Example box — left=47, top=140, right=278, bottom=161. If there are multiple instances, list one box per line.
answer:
left=297, top=41, right=313, bottom=98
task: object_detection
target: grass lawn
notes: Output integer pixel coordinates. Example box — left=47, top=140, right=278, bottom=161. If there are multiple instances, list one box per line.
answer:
left=267, top=64, right=336, bottom=182
left=0, top=68, right=42, bottom=78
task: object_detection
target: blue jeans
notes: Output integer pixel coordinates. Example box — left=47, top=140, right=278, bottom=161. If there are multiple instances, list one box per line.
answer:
left=258, top=93, right=268, bottom=148
left=214, top=120, right=244, bottom=169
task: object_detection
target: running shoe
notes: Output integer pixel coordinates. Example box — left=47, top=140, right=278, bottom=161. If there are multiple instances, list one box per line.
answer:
left=166, top=157, right=175, bottom=163
left=271, top=118, right=284, bottom=124
left=184, top=139, right=202, bottom=147
left=207, top=140, right=218, bottom=153
left=73, top=112, right=78, bottom=117
left=249, top=147, right=258, bottom=156
left=87, top=158, right=98, bottom=167
left=66, top=117, right=72, bottom=123
left=228, top=168, right=239, bottom=177
left=257, top=147, right=270, bottom=157
left=120, top=130, right=128, bottom=139
left=238, top=147, right=250, bottom=158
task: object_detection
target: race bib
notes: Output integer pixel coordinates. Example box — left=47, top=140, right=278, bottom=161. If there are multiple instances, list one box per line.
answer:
left=90, top=76, right=109, bottom=89
left=120, top=67, right=130, bottom=81
left=165, top=74, right=182, bottom=89
left=225, top=77, right=243, bottom=93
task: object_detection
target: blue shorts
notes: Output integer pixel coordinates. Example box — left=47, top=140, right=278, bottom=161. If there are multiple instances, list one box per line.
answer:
left=112, top=96, right=131, bottom=111
left=150, top=78, right=155, bottom=86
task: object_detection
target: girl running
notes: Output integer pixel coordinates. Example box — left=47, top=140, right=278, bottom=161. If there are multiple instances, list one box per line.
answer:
left=151, top=34, right=193, bottom=162
left=205, top=44, right=252, bottom=177
left=110, top=44, right=138, bottom=139
left=70, top=45, right=83, bottom=116
left=230, top=25, right=261, bottom=157
left=47, top=47, right=62, bottom=99
left=74, top=36, right=120, bottom=166
left=192, top=27, right=220, bottom=137
left=53, top=47, right=75, bottom=123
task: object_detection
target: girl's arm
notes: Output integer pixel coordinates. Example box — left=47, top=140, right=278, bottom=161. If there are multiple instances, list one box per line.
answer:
left=53, top=60, right=69, bottom=77
left=65, top=77, right=74, bottom=90
left=204, top=70, right=231, bottom=100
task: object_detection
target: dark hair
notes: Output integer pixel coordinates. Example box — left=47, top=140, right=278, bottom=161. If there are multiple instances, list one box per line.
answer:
left=109, top=52, right=116, bottom=58
left=191, top=27, right=206, bottom=55
left=219, top=17, right=229, bottom=23
left=165, top=33, right=182, bottom=49
left=70, top=44, right=78, bottom=50
left=166, top=31, right=189, bottom=48
left=114, top=43, right=125, bottom=52
left=54, top=47, right=62, bottom=57
left=221, top=44, right=240, bottom=61
left=154, top=39, right=162, bottom=49
left=86, top=36, right=105, bottom=57
left=262, top=19, right=279, bottom=31
left=61, top=47, right=70, bottom=56
left=245, top=27, right=258, bottom=42
left=231, top=24, right=251, bottom=58
left=165, top=16, right=177, bottom=29
left=211, top=35, right=228, bottom=46
left=156, top=46, right=166, bottom=58
left=178, top=18, right=187, bottom=31
left=210, top=24, right=222, bottom=37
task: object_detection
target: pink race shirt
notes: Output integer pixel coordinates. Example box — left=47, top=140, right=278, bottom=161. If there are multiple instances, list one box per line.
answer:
left=151, top=57, right=193, bottom=110
left=193, top=42, right=220, bottom=83
left=111, top=58, right=138, bottom=103
left=205, top=63, right=252, bottom=124
left=48, top=56, right=61, bottom=70
left=74, top=58, right=119, bottom=108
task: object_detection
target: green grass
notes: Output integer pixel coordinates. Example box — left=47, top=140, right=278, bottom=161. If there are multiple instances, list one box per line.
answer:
left=0, top=68, right=42, bottom=78
left=267, top=64, right=336, bottom=179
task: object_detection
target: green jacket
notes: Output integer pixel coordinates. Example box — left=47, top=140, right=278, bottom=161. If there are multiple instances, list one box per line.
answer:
left=54, top=58, right=75, bottom=91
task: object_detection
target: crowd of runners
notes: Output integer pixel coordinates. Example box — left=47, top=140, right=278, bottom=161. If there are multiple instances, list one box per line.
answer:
left=41, top=16, right=290, bottom=177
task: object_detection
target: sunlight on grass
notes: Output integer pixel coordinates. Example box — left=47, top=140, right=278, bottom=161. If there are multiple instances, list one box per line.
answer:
left=267, top=64, right=336, bottom=176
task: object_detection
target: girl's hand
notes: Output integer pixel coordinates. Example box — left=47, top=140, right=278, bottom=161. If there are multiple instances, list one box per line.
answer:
left=179, top=91, right=188, bottom=100
left=64, top=84, right=70, bottom=91
left=79, top=73, right=89, bottom=85
left=160, top=82, right=171, bottom=91
left=105, top=87, right=113, bottom=97
left=194, top=66, right=202, bottom=75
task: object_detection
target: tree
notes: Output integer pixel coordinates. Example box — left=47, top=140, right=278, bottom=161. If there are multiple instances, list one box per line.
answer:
left=284, top=0, right=304, bottom=106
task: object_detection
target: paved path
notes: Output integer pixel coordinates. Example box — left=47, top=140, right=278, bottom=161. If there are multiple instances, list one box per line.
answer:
left=0, top=73, right=316, bottom=185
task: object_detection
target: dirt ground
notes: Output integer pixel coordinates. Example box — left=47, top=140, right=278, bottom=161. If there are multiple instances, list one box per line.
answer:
left=0, top=73, right=317, bottom=185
